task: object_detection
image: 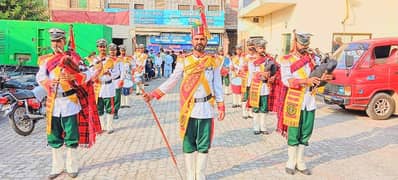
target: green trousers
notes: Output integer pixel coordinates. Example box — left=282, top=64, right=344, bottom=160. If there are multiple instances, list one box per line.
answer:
left=222, top=75, right=230, bottom=86
left=183, top=118, right=212, bottom=153
left=47, top=115, right=79, bottom=148
left=253, top=95, right=268, bottom=113
left=288, top=109, right=315, bottom=146
left=242, top=87, right=250, bottom=102
left=114, top=88, right=121, bottom=114
left=97, top=97, right=114, bottom=116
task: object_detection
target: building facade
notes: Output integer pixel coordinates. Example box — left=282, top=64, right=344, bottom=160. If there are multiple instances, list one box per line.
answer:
left=238, top=0, right=398, bottom=56
left=46, top=0, right=104, bottom=11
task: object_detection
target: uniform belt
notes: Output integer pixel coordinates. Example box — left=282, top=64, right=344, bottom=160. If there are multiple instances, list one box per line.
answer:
left=103, top=80, right=113, bottom=84
left=113, top=75, right=121, bottom=80
left=194, top=94, right=213, bottom=103
left=56, top=89, right=76, bottom=97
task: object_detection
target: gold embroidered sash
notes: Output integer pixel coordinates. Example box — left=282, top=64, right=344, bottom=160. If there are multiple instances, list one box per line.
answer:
left=283, top=56, right=307, bottom=127
left=178, top=55, right=215, bottom=138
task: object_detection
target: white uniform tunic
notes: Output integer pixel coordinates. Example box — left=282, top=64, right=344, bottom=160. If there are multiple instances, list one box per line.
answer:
left=36, top=59, right=91, bottom=117
left=157, top=55, right=224, bottom=119
left=111, top=58, right=123, bottom=89
left=281, top=57, right=316, bottom=111
left=92, top=56, right=118, bottom=98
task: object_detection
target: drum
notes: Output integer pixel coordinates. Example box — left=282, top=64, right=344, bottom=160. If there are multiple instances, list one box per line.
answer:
left=231, top=77, right=242, bottom=94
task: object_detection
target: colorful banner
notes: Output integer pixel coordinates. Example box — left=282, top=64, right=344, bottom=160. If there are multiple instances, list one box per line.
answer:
left=133, top=10, right=224, bottom=27
left=149, top=33, right=220, bottom=45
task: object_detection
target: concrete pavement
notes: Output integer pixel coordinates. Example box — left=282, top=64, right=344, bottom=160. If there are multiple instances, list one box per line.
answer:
left=0, top=78, right=398, bottom=180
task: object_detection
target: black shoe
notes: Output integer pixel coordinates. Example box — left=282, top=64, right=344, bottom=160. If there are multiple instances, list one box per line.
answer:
left=108, top=130, right=114, bottom=134
left=261, top=130, right=270, bottom=135
left=48, top=172, right=62, bottom=180
left=67, top=172, right=78, bottom=178
left=285, top=168, right=295, bottom=175
left=125, top=105, right=131, bottom=108
left=248, top=116, right=253, bottom=118
left=113, top=115, right=119, bottom=120
left=243, top=116, right=248, bottom=119
left=297, top=168, right=311, bottom=175
left=253, top=131, right=261, bottom=135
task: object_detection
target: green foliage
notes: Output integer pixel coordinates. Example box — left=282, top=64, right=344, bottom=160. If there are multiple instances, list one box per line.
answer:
left=0, top=0, right=49, bottom=21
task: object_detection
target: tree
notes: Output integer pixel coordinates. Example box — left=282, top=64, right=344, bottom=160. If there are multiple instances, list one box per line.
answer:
left=0, top=0, right=49, bottom=21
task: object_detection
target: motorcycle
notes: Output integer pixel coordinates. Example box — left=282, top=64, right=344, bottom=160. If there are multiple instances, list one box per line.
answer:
left=0, top=79, right=46, bottom=136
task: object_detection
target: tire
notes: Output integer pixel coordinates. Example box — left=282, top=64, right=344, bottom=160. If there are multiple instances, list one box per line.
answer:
left=8, top=106, right=34, bottom=136
left=366, top=93, right=395, bottom=120
left=339, top=105, right=346, bottom=109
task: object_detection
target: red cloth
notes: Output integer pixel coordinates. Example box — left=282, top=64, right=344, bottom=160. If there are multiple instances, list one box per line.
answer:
left=77, top=80, right=102, bottom=147
left=52, top=10, right=129, bottom=25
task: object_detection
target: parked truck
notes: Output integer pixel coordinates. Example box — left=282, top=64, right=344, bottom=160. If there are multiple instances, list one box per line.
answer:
left=0, top=20, right=112, bottom=69
left=323, top=38, right=398, bottom=120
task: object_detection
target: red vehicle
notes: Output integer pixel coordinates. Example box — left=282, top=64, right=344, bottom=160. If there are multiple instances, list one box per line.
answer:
left=323, top=38, right=398, bottom=120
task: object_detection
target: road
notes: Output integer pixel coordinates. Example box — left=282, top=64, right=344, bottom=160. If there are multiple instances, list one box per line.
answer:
left=1, top=78, right=398, bottom=179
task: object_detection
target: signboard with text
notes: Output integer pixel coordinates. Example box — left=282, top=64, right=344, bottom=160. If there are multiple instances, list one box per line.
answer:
left=149, top=33, right=220, bottom=45
left=133, top=10, right=224, bottom=27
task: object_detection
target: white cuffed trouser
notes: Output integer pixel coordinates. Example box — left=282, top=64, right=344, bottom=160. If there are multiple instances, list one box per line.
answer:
left=296, top=145, right=307, bottom=170
left=232, top=94, right=241, bottom=106
left=286, top=146, right=297, bottom=169
left=106, top=114, right=113, bottom=131
left=223, top=85, right=230, bottom=95
left=51, top=148, right=65, bottom=174
left=196, top=153, right=208, bottom=180
left=253, top=113, right=260, bottom=131
left=121, top=95, right=130, bottom=106
left=259, top=113, right=267, bottom=131
left=242, top=101, right=248, bottom=117
left=184, top=153, right=196, bottom=180
left=100, top=115, right=106, bottom=131
left=66, top=147, right=79, bottom=173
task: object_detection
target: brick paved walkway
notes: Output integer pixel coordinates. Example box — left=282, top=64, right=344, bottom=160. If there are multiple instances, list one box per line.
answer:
left=0, top=78, right=398, bottom=179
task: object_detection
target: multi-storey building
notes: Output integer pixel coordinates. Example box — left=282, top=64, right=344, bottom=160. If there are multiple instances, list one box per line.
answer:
left=45, top=0, right=104, bottom=11
left=105, top=0, right=226, bottom=53
left=46, top=0, right=238, bottom=55
left=238, top=0, right=398, bottom=56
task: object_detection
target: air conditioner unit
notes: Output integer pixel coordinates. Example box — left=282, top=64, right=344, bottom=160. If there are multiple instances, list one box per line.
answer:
left=252, top=17, right=260, bottom=23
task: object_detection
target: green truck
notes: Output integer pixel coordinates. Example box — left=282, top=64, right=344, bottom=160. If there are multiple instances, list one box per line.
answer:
left=0, top=20, right=112, bottom=68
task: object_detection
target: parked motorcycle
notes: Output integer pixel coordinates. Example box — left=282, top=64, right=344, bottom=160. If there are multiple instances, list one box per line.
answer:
left=0, top=80, right=46, bottom=136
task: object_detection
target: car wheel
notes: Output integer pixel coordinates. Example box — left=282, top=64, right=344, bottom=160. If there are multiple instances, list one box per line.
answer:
left=366, top=93, right=395, bottom=120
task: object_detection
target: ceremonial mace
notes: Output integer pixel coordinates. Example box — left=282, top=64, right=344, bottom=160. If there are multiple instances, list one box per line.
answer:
left=138, top=86, right=183, bottom=180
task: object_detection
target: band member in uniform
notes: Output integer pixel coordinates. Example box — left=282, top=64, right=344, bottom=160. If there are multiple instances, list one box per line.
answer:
left=37, top=28, right=99, bottom=179
left=218, top=47, right=231, bottom=95
left=118, top=45, right=134, bottom=108
left=143, top=19, right=225, bottom=180
left=108, top=43, right=123, bottom=119
left=230, top=45, right=244, bottom=108
left=280, top=32, right=333, bottom=175
left=241, top=39, right=256, bottom=119
left=93, top=39, right=118, bottom=134
left=248, top=39, right=276, bottom=135
left=133, top=44, right=147, bottom=95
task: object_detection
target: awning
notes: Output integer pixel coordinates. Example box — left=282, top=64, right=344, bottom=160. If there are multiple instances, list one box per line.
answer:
left=239, top=0, right=296, bottom=17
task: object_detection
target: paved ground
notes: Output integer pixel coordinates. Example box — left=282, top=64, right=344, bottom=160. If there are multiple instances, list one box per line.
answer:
left=1, top=78, right=398, bottom=180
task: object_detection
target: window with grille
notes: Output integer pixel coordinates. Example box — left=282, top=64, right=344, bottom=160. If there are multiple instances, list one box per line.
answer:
left=155, top=0, right=166, bottom=9
left=134, top=4, right=144, bottom=9
left=208, top=5, right=220, bottom=11
left=70, top=0, right=78, bottom=8
left=108, top=3, right=129, bottom=9
left=178, top=5, right=190, bottom=10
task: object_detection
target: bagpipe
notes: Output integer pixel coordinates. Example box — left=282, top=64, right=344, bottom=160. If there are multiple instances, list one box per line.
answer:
left=309, top=58, right=337, bottom=88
